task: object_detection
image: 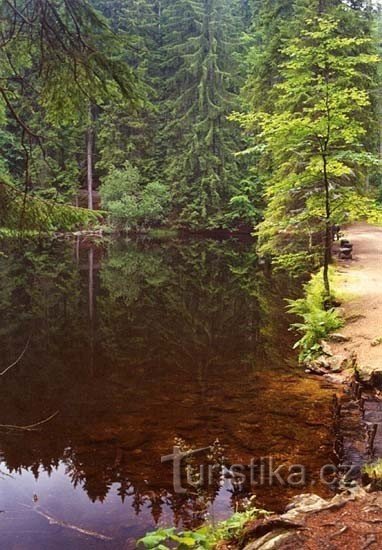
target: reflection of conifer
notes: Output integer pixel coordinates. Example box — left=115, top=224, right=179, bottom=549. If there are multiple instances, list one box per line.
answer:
left=149, top=493, right=164, bottom=524
left=31, top=462, right=40, bottom=480
left=132, top=489, right=145, bottom=515
left=83, top=476, right=112, bottom=503
left=117, top=478, right=133, bottom=503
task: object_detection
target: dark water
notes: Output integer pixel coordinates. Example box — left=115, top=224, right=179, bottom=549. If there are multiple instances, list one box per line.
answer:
left=0, top=236, right=338, bottom=549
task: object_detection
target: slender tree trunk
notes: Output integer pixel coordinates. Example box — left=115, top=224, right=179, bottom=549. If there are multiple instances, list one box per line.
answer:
left=87, top=107, right=94, bottom=211
left=75, top=235, right=80, bottom=266
left=88, top=246, right=95, bottom=376
left=323, top=153, right=331, bottom=300
left=88, top=246, right=94, bottom=322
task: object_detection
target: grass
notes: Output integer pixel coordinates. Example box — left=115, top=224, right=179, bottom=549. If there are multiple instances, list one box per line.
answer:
left=287, top=267, right=344, bottom=363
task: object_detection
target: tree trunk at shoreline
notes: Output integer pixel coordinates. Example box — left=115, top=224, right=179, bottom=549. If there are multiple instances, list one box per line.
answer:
left=323, top=153, right=331, bottom=300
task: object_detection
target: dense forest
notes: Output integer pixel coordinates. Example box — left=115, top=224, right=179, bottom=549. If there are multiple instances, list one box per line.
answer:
left=1, top=0, right=382, bottom=285
left=1, top=1, right=381, bottom=243
left=3, top=2, right=382, bottom=548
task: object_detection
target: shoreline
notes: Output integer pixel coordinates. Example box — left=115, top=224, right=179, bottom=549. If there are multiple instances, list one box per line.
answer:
left=232, top=224, right=382, bottom=549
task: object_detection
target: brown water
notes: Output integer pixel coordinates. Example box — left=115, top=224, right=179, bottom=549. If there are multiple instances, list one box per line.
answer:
left=0, top=236, right=338, bottom=548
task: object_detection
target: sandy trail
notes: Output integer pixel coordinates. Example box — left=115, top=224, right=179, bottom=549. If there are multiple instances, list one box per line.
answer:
left=332, top=223, right=382, bottom=371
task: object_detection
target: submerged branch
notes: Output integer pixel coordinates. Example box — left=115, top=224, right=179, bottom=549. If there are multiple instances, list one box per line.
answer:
left=0, top=337, right=31, bottom=377
left=22, top=504, right=113, bottom=541
left=0, top=410, right=59, bottom=431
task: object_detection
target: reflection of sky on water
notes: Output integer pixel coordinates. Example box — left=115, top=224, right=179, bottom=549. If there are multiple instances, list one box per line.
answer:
left=0, top=461, right=234, bottom=549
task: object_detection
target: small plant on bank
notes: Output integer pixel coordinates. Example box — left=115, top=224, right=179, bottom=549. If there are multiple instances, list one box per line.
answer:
left=287, top=269, right=344, bottom=363
left=137, top=508, right=266, bottom=549
left=363, top=459, right=382, bottom=489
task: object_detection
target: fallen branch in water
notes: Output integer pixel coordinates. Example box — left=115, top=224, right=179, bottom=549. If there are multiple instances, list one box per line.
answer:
left=0, top=410, right=59, bottom=431
left=0, top=337, right=31, bottom=377
left=21, top=504, right=113, bottom=541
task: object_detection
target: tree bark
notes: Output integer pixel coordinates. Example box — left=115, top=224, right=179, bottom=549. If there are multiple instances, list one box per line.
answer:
left=323, top=153, right=331, bottom=300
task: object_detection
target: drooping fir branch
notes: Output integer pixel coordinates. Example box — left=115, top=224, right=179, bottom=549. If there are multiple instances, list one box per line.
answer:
left=0, top=181, right=102, bottom=233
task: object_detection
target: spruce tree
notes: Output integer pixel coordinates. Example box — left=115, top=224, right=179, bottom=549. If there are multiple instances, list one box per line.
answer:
left=160, top=0, right=244, bottom=228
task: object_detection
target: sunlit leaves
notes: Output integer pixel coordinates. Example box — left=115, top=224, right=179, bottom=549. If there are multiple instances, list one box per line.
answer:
left=235, top=8, right=379, bottom=262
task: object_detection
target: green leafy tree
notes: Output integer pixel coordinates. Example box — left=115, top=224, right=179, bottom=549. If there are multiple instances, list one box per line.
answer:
left=236, top=9, right=378, bottom=296
left=99, top=162, right=170, bottom=230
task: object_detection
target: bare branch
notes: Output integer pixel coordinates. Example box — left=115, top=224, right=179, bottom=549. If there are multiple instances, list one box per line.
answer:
left=0, top=411, right=59, bottom=431
left=0, top=337, right=31, bottom=377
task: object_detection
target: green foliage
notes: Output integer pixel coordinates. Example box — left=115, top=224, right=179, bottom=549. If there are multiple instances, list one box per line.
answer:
left=0, top=0, right=142, bottom=126
left=137, top=508, right=264, bottom=549
left=2, top=0, right=382, bottom=236
left=272, top=252, right=319, bottom=277
left=235, top=4, right=379, bottom=269
left=225, top=177, right=263, bottom=227
left=287, top=270, right=343, bottom=362
left=0, top=183, right=100, bottom=233
left=159, top=0, right=246, bottom=228
left=99, top=163, right=170, bottom=230
left=363, top=459, right=382, bottom=487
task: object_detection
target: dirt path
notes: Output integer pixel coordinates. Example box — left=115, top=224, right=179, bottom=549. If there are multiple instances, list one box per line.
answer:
left=332, top=223, right=382, bottom=375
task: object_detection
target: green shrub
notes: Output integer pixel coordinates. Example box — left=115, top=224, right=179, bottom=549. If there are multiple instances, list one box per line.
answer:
left=363, top=459, right=382, bottom=488
left=287, top=269, right=343, bottom=362
left=99, top=163, right=170, bottom=231
left=137, top=508, right=266, bottom=549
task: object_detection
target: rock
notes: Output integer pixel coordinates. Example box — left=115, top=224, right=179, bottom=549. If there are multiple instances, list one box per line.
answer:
left=305, top=363, right=326, bottom=376
left=328, top=333, right=351, bottom=343
left=242, top=488, right=370, bottom=550
left=243, top=530, right=295, bottom=550
left=371, top=338, right=382, bottom=348
left=305, top=356, right=331, bottom=375
left=283, top=488, right=367, bottom=522
left=357, top=366, right=382, bottom=389
left=242, top=517, right=304, bottom=543
left=327, top=354, right=348, bottom=373
left=320, top=340, right=334, bottom=356
left=284, top=494, right=329, bottom=518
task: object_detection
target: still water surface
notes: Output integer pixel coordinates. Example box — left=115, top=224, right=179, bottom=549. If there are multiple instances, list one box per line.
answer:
left=0, top=236, right=337, bottom=548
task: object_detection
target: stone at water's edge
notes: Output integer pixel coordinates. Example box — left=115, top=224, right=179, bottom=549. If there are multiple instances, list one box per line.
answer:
left=357, top=365, right=382, bottom=390
left=328, top=333, right=351, bottom=343
left=242, top=487, right=368, bottom=550
left=243, top=531, right=295, bottom=550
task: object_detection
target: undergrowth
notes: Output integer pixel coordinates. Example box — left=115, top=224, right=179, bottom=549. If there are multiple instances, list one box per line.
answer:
left=287, top=268, right=344, bottom=363
left=363, top=459, right=382, bottom=489
left=137, top=507, right=266, bottom=549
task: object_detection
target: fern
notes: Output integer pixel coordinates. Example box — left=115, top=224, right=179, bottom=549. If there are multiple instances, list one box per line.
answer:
left=287, top=269, right=343, bottom=362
